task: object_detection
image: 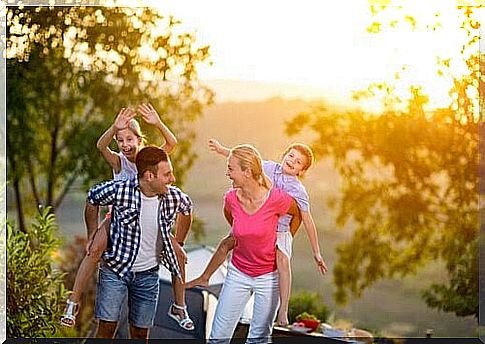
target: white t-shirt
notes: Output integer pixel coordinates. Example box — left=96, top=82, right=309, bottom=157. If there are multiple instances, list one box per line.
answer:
left=131, top=192, right=161, bottom=272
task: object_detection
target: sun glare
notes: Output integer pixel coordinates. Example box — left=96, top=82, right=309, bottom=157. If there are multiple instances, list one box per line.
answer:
left=131, top=0, right=478, bottom=110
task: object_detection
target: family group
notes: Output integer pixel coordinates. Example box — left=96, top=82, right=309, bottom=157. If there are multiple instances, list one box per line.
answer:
left=60, top=104, right=327, bottom=343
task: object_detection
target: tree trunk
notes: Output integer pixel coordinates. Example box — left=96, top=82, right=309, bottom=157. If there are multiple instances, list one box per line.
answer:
left=12, top=176, right=26, bottom=234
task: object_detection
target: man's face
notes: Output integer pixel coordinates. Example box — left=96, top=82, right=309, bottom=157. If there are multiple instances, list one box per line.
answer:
left=150, top=159, right=176, bottom=194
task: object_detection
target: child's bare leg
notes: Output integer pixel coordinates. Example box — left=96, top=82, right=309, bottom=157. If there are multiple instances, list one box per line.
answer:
left=185, top=234, right=235, bottom=289
left=172, top=244, right=186, bottom=305
left=70, top=251, right=101, bottom=302
left=71, top=218, right=109, bottom=301
left=61, top=218, right=109, bottom=327
left=276, top=247, right=291, bottom=326
left=169, top=247, right=195, bottom=330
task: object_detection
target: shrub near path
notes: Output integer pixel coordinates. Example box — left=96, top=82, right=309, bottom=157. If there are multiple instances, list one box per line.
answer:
left=7, top=207, right=68, bottom=338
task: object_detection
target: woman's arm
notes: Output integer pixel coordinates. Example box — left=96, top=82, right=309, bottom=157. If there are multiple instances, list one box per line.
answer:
left=138, top=103, right=177, bottom=154
left=289, top=203, right=302, bottom=236
left=286, top=198, right=300, bottom=221
left=223, top=204, right=234, bottom=226
left=301, top=210, right=328, bottom=275
left=185, top=234, right=235, bottom=289
left=97, top=108, right=136, bottom=172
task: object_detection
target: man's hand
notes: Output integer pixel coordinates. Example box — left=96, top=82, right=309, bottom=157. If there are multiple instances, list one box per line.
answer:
left=171, top=237, right=188, bottom=265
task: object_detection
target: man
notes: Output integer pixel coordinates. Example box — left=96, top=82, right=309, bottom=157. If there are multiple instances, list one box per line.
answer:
left=85, top=145, right=192, bottom=339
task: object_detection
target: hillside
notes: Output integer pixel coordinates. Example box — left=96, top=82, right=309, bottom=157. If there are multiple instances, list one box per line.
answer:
left=55, top=97, right=477, bottom=337
left=182, top=97, right=477, bottom=337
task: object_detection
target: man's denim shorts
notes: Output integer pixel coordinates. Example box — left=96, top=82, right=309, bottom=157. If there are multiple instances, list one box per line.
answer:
left=95, top=263, right=160, bottom=328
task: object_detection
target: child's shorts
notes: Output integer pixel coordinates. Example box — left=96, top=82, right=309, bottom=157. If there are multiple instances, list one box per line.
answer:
left=276, top=231, right=293, bottom=258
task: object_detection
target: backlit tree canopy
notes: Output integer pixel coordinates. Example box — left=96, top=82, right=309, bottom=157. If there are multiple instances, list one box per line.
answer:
left=7, top=6, right=213, bottom=231
left=286, top=5, right=479, bottom=318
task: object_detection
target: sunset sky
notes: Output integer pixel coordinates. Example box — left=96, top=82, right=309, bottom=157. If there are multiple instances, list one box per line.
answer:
left=131, top=0, right=481, bottom=110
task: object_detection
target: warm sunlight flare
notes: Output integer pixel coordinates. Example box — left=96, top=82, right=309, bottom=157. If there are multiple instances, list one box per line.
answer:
left=6, top=2, right=480, bottom=338
left=126, top=0, right=480, bottom=112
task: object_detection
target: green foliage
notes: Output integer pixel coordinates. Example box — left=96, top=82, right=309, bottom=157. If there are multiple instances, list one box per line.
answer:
left=286, top=7, right=479, bottom=318
left=7, top=207, right=68, bottom=337
left=422, top=238, right=478, bottom=317
left=295, top=312, right=318, bottom=321
left=288, top=291, right=329, bottom=323
left=190, top=216, right=206, bottom=243
left=7, top=6, right=213, bottom=230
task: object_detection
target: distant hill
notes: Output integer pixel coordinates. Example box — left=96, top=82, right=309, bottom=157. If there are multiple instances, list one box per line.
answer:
left=53, top=97, right=476, bottom=337
left=203, top=79, right=350, bottom=106
left=181, top=97, right=477, bottom=337
left=184, top=97, right=340, bottom=201
left=183, top=97, right=342, bottom=239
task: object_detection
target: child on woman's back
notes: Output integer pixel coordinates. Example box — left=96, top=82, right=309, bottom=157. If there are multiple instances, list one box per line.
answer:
left=186, top=138, right=327, bottom=326
left=61, top=104, right=195, bottom=331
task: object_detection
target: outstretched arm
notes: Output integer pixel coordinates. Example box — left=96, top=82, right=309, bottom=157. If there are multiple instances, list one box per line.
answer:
left=208, top=138, right=231, bottom=158
left=301, top=210, right=328, bottom=275
left=137, top=103, right=178, bottom=154
left=185, top=234, right=235, bottom=289
left=97, top=107, right=136, bottom=173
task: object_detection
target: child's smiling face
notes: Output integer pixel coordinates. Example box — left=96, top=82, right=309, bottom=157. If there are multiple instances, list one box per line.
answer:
left=116, top=128, right=142, bottom=162
left=281, top=148, right=308, bottom=177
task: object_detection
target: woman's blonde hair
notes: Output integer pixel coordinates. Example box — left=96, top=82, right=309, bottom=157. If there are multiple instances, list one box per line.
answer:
left=230, top=144, right=271, bottom=189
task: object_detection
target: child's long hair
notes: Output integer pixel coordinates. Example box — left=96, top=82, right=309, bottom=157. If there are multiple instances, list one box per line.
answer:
left=230, top=144, right=272, bottom=189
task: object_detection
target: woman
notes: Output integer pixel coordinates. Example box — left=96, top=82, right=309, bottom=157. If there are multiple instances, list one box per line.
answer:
left=208, top=144, right=300, bottom=344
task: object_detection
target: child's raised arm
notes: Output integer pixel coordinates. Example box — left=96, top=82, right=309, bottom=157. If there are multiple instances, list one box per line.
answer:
left=137, top=103, right=177, bottom=154
left=301, top=210, right=328, bottom=275
left=208, top=138, right=230, bottom=157
left=96, top=107, right=137, bottom=173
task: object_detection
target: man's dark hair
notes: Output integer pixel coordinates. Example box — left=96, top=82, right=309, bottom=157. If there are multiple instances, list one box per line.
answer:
left=136, top=145, right=168, bottom=177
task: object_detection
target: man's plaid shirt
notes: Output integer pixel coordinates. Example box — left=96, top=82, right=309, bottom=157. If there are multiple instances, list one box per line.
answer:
left=87, top=175, right=192, bottom=278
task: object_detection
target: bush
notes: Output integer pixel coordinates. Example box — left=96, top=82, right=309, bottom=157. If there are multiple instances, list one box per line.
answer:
left=7, top=207, right=68, bottom=337
left=288, top=290, right=329, bottom=323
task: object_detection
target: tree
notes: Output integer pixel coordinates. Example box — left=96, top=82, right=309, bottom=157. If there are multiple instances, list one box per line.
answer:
left=7, top=6, right=213, bottom=231
left=286, top=5, right=479, bottom=318
left=7, top=207, right=68, bottom=337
